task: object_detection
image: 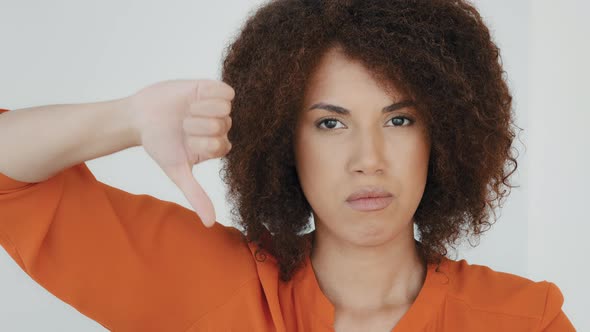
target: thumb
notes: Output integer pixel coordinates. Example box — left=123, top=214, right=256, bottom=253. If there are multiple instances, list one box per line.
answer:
left=164, top=163, right=217, bottom=228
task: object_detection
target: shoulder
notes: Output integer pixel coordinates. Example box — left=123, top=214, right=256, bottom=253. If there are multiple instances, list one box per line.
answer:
left=440, top=257, right=568, bottom=329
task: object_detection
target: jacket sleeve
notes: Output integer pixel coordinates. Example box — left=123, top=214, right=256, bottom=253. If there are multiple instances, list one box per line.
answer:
left=538, top=282, right=576, bottom=331
left=0, top=108, right=257, bottom=332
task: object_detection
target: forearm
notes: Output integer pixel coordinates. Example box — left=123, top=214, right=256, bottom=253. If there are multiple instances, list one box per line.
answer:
left=0, top=98, right=140, bottom=183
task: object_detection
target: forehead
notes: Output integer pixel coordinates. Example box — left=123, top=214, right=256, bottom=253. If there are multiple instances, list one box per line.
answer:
left=303, top=47, right=406, bottom=105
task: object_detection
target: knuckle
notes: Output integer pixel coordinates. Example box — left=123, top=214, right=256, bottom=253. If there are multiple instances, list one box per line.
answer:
left=191, top=99, right=230, bottom=117
left=226, top=137, right=232, bottom=152
left=219, top=81, right=235, bottom=99
left=210, top=138, right=223, bottom=153
left=226, top=86, right=235, bottom=100
left=221, top=118, right=230, bottom=132
left=210, top=120, right=222, bottom=135
left=215, top=99, right=231, bottom=116
left=222, top=99, right=232, bottom=110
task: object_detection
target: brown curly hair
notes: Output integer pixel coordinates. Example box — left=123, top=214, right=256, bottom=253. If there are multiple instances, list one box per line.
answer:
left=219, top=0, right=520, bottom=282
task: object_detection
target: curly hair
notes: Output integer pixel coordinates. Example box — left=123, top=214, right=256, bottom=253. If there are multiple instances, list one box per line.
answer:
left=219, top=0, right=519, bottom=282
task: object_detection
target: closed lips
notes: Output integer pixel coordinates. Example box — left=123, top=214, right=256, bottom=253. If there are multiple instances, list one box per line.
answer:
left=346, top=187, right=393, bottom=201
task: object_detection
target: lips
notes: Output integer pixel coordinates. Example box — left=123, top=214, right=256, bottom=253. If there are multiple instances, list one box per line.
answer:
left=346, top=196, right=394, bottom=212
left=346, top=186, right=393, bottom=202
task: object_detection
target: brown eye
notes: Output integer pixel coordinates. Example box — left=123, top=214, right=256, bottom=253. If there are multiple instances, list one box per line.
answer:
left=316, top=116, right=414, bottom=131
left=316, top=118, right=344, bottom=130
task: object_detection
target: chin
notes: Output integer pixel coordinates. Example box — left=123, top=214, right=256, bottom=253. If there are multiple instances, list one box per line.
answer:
left=344, top=218, right=401, bottom=247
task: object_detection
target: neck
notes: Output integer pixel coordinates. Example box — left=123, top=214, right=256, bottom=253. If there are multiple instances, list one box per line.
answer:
left=309, top=225, right=426, bottom=312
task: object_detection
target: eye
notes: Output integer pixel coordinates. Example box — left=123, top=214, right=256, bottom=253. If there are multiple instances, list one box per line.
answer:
left=315, top=116, right=414, bottom=130
left=389, top=116, right=414, bottom=127
left=316, top=118, right=345, bottom=130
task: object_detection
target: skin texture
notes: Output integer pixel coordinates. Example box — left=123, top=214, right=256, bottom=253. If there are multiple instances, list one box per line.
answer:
left=220, top=0, right=518, bottom=284
left=294, top=46, right=431, bottom=328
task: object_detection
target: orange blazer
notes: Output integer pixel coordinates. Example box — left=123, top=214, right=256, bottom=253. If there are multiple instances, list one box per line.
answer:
left=0, top=108, right=575, bottom=331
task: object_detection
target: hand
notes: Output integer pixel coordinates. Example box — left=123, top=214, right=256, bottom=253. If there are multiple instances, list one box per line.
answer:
left=127, top=79, right=234, bottom=228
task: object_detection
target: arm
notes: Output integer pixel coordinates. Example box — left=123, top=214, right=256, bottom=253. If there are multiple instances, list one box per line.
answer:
left=1, top=79, right=235, bottom=227
left=538, top=282, right=576, bottom=331
left=0, top=99, right=139, bottom=183
left=0, top=157, right=256, bottom=330
left=0, top=79, right=250, bottom=331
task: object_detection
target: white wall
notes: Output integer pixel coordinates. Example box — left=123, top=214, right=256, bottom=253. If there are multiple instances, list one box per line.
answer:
left=526, top=0, right=590, bottom=330
left=0, top=0, right=587, bottom=330
left=457, top=2, right=589, bottom=330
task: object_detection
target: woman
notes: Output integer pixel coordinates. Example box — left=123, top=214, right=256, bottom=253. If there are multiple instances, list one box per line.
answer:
left=0, top=0, right=576, bottom=331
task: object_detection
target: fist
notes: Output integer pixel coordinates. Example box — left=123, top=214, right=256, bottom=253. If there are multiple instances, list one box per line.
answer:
left=127, top=79, right=235, bottom=227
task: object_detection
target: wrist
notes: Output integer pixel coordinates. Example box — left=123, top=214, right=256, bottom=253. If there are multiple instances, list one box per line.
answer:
left=112, top=96, right=142, bottom=147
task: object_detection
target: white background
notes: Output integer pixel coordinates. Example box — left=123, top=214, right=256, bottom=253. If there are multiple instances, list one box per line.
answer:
left=0, top=0, right=588, bottom=330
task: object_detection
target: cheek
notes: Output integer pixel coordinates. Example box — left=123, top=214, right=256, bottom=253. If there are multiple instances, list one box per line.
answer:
left=297, top=142, right=338, bottom=184
left=391, top=128, right=429, bottom=168
left=295, top=139, right=343, bottom=211
left=398, top=143, right=429, bottom=178
left=295, top=127, right=340, bottom=178
left=391, top=136, right=430, bottom=204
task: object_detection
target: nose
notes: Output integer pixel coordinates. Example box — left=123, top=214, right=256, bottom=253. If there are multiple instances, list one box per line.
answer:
left=350, top=130, right=387, bottom=175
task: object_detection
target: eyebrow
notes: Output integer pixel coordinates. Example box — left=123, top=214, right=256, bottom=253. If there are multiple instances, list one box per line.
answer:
left=307, top=100, right=416, bottom=115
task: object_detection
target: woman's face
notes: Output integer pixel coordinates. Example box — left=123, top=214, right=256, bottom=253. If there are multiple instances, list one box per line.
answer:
left=294, top=47, right=431, bottom=247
